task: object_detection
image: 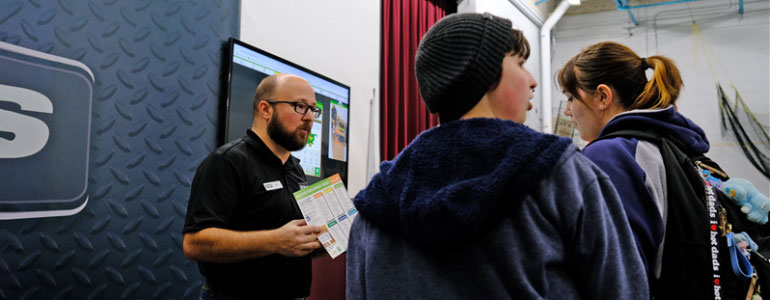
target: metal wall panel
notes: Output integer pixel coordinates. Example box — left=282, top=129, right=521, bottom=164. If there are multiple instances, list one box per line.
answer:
left=0, top=1, right=239, bottom=298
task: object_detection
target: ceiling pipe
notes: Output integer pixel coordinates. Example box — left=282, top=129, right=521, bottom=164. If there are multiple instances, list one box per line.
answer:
left=508, top=0, right=545, bottom=26
left=540, top=0, right=578, bottom=134
left=616, top=0, right=640, bottom=25
left=613, top=0, right=699, bottom=26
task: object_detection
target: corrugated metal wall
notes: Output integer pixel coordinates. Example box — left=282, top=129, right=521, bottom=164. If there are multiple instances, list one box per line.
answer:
left=0, top=1, right=239, bottom=299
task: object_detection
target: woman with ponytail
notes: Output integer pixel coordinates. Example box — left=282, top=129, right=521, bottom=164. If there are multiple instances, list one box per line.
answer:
left=558, top=42, right=728, bottom=299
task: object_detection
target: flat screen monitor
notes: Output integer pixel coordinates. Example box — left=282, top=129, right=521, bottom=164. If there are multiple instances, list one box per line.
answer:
left=222, top=38, right=350, bottom=185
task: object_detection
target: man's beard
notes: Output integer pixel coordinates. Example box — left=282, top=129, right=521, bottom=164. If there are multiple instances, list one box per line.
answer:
left=267, top=113, right=311, bottom=151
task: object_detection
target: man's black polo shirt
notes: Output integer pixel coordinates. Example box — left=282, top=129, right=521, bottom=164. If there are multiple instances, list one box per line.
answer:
left=183, top=129, right=310, bottom=299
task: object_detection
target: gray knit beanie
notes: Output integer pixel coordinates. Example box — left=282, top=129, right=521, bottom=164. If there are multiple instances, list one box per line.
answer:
left=415, top=12, right=513, bottom=123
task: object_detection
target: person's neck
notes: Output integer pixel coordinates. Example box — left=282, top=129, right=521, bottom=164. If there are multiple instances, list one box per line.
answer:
left=460, top=98, right=495, bottom=120
left=600, top=104, right=628, bottom=129
left=251, top=125, right=291, bottom=164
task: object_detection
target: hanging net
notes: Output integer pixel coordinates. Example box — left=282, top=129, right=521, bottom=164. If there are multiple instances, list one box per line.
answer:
left=693, top=22, right=770, bottom=179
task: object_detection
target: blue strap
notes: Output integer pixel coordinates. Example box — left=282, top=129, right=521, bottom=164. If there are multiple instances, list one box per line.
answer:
left=726, top=232, right=754, bottom=278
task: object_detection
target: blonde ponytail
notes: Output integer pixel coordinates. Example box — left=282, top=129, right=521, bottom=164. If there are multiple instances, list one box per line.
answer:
left=631, top=56, right=683, bottom=110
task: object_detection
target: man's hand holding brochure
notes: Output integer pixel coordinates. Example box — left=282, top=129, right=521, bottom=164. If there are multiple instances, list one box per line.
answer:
left=293, top=174, right=357, bottom=258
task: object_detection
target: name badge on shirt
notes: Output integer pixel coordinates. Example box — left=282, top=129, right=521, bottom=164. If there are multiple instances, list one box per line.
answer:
left=263, top=180, right=283, bottom=191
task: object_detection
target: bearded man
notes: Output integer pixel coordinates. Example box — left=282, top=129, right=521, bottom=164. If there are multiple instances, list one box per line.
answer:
left=183, top=74, right=323, bottom=300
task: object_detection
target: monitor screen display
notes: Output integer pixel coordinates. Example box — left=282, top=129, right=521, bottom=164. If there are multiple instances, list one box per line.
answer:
left=222, top=38, right=350, bottom=185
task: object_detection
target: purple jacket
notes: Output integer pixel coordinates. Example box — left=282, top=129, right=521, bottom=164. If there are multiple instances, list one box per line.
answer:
left=582, top=106, right=710, bottom=279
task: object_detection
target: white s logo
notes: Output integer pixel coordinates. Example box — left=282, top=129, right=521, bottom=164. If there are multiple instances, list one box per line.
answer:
left=0, top=84, right=53, bottom=158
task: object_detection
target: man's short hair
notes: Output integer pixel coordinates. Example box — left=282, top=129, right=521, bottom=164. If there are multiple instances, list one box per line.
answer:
left=253, top=74, right=281, bottom=115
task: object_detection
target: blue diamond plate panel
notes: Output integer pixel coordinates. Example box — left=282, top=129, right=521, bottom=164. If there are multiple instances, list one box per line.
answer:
left=0, top=0, right=240, bottom=299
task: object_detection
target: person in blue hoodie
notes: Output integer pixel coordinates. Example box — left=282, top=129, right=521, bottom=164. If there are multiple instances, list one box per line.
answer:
left=557, top=42, right=712, bottom=298
left=345, top=13, right=648, bottom=300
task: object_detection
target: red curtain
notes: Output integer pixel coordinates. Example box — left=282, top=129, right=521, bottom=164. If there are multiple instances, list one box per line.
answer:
left=381, top=0, right=455, bottom=161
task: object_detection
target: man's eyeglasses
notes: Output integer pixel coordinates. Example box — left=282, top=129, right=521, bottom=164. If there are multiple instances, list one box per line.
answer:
left=265, top=100, right=322, bottom=118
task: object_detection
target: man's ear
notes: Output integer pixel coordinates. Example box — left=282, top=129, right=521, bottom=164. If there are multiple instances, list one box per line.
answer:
left=257, top=100, right=273, bottom=121
left=596, top=84, right=614, bottom=110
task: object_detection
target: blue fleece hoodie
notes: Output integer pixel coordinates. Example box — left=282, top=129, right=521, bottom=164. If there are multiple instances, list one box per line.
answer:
left=346, top=118, right=649, bottom=300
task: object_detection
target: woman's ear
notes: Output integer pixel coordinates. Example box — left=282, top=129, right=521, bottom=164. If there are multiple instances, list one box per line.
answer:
left=595, top=84, right=614, bottom=110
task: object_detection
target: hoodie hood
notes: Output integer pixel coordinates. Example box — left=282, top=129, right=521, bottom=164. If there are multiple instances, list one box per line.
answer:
left=354, top=118, right=572, bottom=246
left=600, top=106, right=710, bottom=155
